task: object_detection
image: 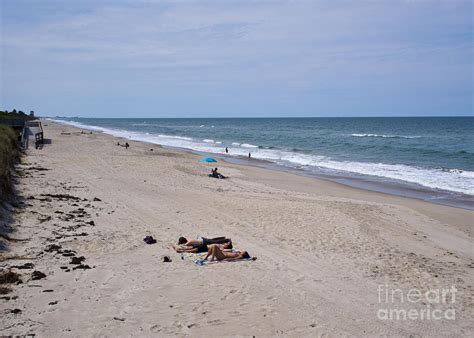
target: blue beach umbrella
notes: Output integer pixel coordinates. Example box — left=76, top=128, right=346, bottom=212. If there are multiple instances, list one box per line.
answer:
left=199, top=157, right=217, bottom=163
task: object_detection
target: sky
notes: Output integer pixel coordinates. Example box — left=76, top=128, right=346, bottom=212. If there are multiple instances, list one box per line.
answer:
left=0, top=0, right=472, bottom=118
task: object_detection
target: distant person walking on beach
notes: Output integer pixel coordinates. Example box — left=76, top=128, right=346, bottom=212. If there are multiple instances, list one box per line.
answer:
left=248, top=152, right=251, bottom=159
left=225, top=147, right=228, bottom=154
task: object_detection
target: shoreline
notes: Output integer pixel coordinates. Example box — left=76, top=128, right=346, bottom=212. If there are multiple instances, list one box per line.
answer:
left=39, top=120, right=473, bottom=235
left=1, top=121, right=472, bottom=336
left=206, top=151, right=474, bottom=211
left=46, top=118, right=473, bottom=211
left=43, top=119, right=474, bottom=231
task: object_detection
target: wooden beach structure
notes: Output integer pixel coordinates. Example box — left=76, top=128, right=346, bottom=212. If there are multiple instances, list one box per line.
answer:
left=0, top=119, right=44, bottom=149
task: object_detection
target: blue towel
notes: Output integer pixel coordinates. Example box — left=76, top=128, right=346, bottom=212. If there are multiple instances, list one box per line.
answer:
left=194, top=257, right=256, bottom=266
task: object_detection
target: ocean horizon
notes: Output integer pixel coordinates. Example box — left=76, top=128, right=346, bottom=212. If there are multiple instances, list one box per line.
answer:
left=49, top=116, right=474, bottom=208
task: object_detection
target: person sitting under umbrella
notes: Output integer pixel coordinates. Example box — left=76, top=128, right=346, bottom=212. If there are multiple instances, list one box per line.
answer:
left=209, top=167, right=226, bottom=179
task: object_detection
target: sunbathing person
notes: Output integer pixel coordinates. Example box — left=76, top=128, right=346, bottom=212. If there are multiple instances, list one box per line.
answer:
left=173, top=244, right=205, bottom=253
left=204, top=244, right=250, bottom=262
left=174, top=240, right=232, bottom=254
left=178, top=236, right=229, bottom=246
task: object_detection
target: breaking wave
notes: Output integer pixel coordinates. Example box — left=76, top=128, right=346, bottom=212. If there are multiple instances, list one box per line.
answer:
left=351, top=133, right=421, bottom=139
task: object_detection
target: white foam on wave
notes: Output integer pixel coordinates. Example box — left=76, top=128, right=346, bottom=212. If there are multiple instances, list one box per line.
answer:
left=313, top=159, right=474, bottom=195
left=203, top=139, right=214, bottom=143
left=351, top=133, right=421, bottom=139
left=241, top=143, right=258, bottom=148
left=243, top=149, right=473, bottom=195
left=50, top=119, right=473, bottom=196
left=158, top=134, right=193, bottom=141
left=47, top=119, right=112, bottom=133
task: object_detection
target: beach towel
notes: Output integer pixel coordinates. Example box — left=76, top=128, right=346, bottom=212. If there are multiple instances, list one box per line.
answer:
left=194, top=257, right=257, bottom=266
left=177, top=248, right=257, bottom=265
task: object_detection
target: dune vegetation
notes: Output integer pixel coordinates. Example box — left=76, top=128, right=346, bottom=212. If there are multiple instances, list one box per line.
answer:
left=0, top=125, right=20, bottom=201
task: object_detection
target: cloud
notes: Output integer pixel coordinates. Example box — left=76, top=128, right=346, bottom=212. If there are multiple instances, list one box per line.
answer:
left=1, top=0, right=472, bottom=116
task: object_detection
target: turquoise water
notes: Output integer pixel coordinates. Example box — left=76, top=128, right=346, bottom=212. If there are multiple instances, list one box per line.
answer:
left=52, top=117, right=474, bottom=199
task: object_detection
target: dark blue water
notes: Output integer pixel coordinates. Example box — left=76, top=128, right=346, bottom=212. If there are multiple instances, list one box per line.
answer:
left=52, top=117, right=474, bottom=199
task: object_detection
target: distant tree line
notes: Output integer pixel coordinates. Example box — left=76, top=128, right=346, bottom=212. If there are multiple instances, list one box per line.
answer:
left=0, top=109, right=36, bottom=121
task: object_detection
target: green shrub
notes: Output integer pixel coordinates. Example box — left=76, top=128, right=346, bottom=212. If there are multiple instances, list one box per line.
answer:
left=0, top=125, right=20, bottom=200
left=0, top=110, right=34, bottom=121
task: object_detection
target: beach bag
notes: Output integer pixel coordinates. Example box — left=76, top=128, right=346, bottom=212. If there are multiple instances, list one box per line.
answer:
left=143, top=236, right=157, bottom=244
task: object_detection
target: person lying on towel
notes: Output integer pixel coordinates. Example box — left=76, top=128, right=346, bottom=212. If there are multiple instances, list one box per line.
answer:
left=178, top=236, right=230, bottom=247
left=174, top=237, right=232, bottom=253
left=204, top=244, right=250, bottom=262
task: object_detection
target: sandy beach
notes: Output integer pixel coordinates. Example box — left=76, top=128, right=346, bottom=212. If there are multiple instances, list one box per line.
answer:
left=1, top=121, right=473, bottom=336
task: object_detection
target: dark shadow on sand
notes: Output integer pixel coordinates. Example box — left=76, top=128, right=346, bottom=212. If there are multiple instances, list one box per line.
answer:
left=0, top=173, right=28, bottom=253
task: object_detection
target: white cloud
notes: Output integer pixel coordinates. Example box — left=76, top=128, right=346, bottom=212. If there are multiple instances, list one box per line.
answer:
left=1, top=0, right=471, bottom=115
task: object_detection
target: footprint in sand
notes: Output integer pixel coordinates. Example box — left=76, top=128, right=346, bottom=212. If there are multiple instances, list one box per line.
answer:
left=150, top=324, right=162, bottom=333
left=207, top=319, right=224, bottom=326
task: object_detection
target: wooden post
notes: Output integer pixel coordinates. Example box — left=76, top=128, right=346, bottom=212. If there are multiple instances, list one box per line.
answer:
left=35, top=132, right=44, bottom=149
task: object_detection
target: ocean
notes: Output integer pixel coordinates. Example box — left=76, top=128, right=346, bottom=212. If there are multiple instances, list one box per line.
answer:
left=50, top=117, right=474, bottom=209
